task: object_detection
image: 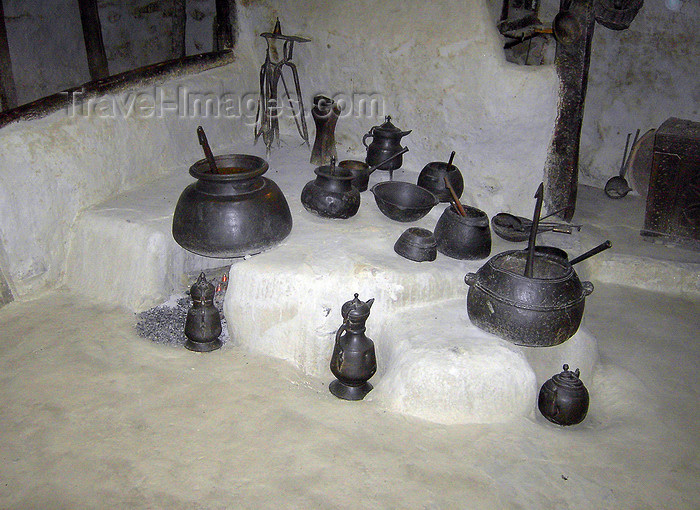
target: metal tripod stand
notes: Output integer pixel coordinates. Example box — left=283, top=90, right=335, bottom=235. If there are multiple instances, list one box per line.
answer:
left=255, top=19, right=310, bottom=153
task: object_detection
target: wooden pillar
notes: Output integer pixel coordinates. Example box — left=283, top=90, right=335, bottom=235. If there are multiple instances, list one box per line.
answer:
left=171, top=0, right=186, bottom=59
left=214, top=0, right=234, bottom=51
left=78, top=0, right=109, bottom=80
left=0, top=0, right=17, bottom=111
left=544, top=0, right=595, bottom=221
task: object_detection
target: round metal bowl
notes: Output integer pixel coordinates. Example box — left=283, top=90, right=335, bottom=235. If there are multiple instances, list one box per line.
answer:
left=370, top=181, right=439, bottom=222
left=394, top=227, right=438, bottom=262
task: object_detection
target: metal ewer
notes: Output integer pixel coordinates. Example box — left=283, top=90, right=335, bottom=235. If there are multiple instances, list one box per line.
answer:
left=329, top=294, right=377, bottom=401
left=184, top=272, right=222, bottom=352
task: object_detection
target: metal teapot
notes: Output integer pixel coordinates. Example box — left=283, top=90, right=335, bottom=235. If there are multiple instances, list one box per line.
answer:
left=538, top=364, right=590, bottom=426
left=362, top=116, right=411, bottom=171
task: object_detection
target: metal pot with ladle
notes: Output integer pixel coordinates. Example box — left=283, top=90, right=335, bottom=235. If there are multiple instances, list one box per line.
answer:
left=464, top=183, right=611, bottom=347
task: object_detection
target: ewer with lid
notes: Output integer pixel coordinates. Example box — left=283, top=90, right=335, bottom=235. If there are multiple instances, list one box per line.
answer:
left=329, top=293, right=377, bottom=400
left=362, top=116, right=411, bottom=171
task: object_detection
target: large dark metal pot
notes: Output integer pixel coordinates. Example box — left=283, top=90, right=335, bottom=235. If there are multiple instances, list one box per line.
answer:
left=464, top=250, right=594, bottom=347
left=434, top=204, right=491, bottom=260
left=172, top=154, right=293, bottom=258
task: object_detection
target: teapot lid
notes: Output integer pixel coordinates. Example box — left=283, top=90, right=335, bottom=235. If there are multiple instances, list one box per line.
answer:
left=341, top=293, right=375, bottom=320
left=373, top=115, right=411, bottom=137
left=190, top=272, right=215, bottom=302
left=551, top=364, right=585, bottom=389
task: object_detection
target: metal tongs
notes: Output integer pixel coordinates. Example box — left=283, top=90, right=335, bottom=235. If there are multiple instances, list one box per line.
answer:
left=492, top=206, right=581, bottom=242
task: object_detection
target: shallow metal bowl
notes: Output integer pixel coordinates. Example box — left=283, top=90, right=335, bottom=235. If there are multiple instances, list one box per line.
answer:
left=370, top=181, right=439, bottom=222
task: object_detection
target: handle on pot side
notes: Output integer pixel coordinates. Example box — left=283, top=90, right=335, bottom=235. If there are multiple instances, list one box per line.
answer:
left=464, top=273, right=477, bottom=286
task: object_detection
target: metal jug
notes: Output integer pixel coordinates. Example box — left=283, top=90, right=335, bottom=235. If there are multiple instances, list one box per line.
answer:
left=362, top=116, right=411, bottom=171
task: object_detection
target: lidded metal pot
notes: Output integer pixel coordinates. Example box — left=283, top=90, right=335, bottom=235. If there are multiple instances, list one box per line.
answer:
left=362, top=116, right=411, bottom=171
left=538, top=364, right=590, bottom=426
left=301, top=157, right=360, bottom=219
left=329, top=293, right=377, bottom=401
left=184, top=272, right=222, bottom=352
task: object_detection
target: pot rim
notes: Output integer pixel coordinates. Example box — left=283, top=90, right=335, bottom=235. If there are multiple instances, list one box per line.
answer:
left=487, top=249, right=573, bottom=283
left=443, top=204, right=489, bottom=227
left=190, top=154, right=268, bottom=181
left=314, top=165, right=354, bottom=180
left=370, top=181, right=440, bottom=210
left=421, top=161, right=461, bottom=171
left=338, top=160, right=369, bottom=170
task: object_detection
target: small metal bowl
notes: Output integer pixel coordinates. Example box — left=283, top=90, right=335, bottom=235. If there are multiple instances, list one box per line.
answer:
left=338, top=160, right=370, bottom=191
left=394, top=227, right=438, bottom=262
left=371, top=181, right=439, bottom=222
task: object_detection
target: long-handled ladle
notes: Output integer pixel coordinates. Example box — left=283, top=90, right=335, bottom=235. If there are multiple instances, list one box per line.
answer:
left=444, top=176, right=467, bottom=217
left=197, top=126, right=219, bottom=174
left=605, top=129, right=639, bottom=198
left=524, top=183, right=544, bottom=278
left=569, top=240, right=612, bottom=265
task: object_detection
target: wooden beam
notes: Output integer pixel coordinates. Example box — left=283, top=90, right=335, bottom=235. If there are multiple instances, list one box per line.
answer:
left=0, top=0, right=17, bottom=111
left=77, top=0, right=109, bottom=81
left=544, top=0, right=596, bottom=221
left=171, top=0, right=186, bottom=59
left=214, top=0, right=234, bottom=51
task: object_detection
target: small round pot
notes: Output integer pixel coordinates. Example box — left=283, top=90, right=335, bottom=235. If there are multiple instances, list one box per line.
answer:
left=464, top=250, right=594, bottom=347
left=434, top=205, right=491, bottom=260
left=417, top=162, right=464, bottom=203
left=538, top=364, right=589, bottom=426
left=172, top=154, right=292, bottom=258
left=394, top=227, right=438, bottom=262
left=301, top=165, right=360, bottom=219
left=338, top=160, right=370, bottom=191
left=371, top=181, right=439, bottom=222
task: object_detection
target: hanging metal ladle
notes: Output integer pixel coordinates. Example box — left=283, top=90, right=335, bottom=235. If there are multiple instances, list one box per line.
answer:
left=605, top=129, right=639, bottom=198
